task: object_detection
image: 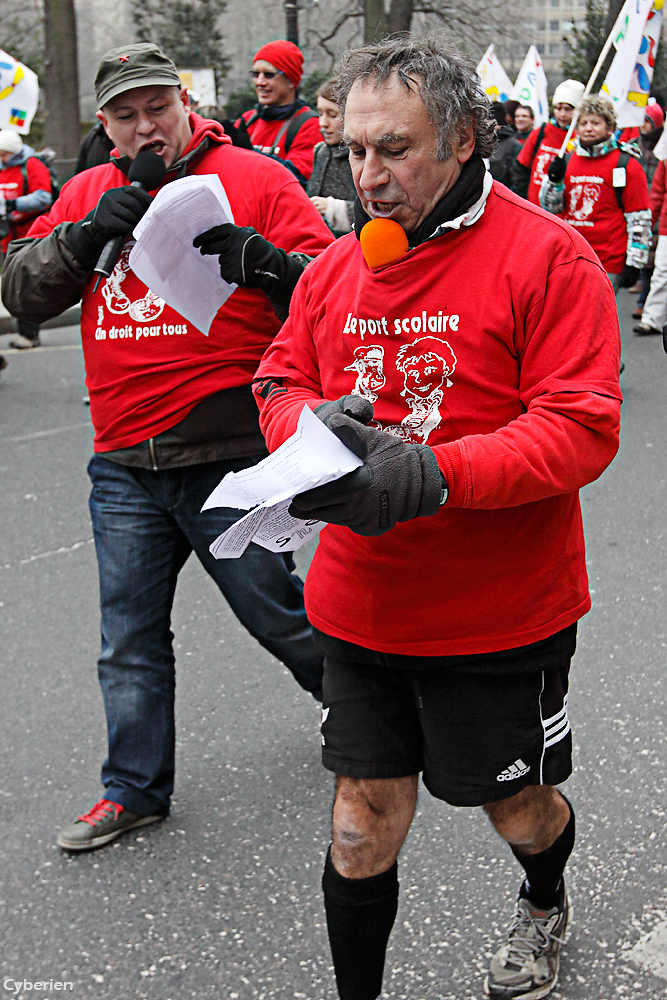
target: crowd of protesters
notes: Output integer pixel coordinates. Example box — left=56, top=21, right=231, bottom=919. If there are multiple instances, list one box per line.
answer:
left=0, top=31, right=663, bottom=1000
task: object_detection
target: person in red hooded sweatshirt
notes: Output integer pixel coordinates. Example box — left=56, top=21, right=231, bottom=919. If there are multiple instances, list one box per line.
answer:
left=236, top=39, right=322, bottom=184
left=2, top=42, right=333, bottom=853
left=0, top=129, right=53, bottom=348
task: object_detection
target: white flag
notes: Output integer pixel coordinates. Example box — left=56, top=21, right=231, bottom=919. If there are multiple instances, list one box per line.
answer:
left=0, top=50, right=39, bottom=134
left=600, top=0, right=655, bottom=118
left=476, top=44, right=514, bottom=104
left=606, top=1, right=663, bottom=127
left=511, top=46, right=549, bottom=126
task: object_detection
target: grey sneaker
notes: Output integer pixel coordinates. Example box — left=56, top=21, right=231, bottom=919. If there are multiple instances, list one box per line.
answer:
left=56, top=798, right=165, bottom=851
left=484, top=887, right=570, bottom=999
left=9, top=334, right=40, bottom=349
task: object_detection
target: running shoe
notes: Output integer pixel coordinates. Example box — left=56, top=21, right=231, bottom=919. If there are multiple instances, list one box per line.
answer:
left=484, top=883, right=570, bottom=999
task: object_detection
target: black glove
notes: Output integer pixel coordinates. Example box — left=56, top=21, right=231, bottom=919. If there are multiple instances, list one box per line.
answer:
left=5, top=198, right=16, bottom=213
left=66, top=186, right=153, bottom=268
left=619, top=264, right=640, bottom=288
left=289, top=411, right=445, bottom=536
left=547, top=156, right=567, bottom=183
left=313, top=394, right=374, bottom=425
left=220, top=118, right=253, bottom=149
left=193, top=223, right=306, bottom=305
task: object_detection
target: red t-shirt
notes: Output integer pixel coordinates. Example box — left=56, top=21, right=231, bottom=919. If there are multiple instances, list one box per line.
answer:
left=27, top=115, right=333, bottom=452
left=560, top=148, right=649, bottom=272
left=517, top=121, right=571, bottom=204
left=255, top=183, right=622, bottom=656
left=239, top=108, right=321, bottom=180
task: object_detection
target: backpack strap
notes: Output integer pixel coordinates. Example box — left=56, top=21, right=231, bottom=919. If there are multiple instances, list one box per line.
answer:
left=282, top=108, right=319, bottom=154
left=613, top=149, right=630, bottom=211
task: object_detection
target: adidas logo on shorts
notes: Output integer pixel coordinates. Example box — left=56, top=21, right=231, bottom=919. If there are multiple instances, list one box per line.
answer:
left=496, top=758, right=530, bottom=782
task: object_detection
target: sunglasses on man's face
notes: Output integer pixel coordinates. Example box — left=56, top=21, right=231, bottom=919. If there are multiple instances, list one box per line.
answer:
left=250, top=70, right=285, bottom=80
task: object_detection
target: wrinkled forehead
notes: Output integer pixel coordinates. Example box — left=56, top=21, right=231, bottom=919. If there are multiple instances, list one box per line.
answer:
left=343, top=73, right=430, bottom=141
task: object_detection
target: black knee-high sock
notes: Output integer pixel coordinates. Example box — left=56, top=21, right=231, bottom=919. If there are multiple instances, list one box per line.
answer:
left=510, top=795, right=575, bottom=910
left=322, top=846, right=399, bottom=1000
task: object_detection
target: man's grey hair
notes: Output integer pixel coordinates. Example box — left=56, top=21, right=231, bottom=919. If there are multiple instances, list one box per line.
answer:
left=577, top=94, right=616, bottom=132
left=336, top=34, right=496, bottom=160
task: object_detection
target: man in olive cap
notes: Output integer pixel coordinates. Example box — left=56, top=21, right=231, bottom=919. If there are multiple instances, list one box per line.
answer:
left=3, top=42, right=332, bottom=852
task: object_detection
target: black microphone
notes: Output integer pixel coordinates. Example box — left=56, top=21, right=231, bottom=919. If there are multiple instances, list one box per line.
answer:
left=93, top=150, right=166, bottom=290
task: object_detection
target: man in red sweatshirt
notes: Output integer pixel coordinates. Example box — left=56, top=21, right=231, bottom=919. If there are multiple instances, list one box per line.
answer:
left=253, top=35, right=621, bottom=1000
left=237, top=40, right=321, bottom=184
left=2, top=43, right=333, bottom=852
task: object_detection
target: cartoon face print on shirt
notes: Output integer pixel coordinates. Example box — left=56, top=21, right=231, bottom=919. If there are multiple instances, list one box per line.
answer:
left=100, top=243, right=166, bottom=320
left=568, top=182, right=600, bottom=222
left=384, top=336, right=457, bottom=444
left=344, top=344, right=386, bottom=402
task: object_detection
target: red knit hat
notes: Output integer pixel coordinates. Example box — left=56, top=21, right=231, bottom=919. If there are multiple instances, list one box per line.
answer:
left=253, top=40, right=304, bottom=87
left=645, top=102, right=665, bottom=128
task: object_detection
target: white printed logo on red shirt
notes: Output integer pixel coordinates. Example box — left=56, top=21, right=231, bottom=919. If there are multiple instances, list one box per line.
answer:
left=345, top=335, right=457, bottom=444
left=568, top=182, right=601, bottom=222
left=101, top=243, right=166, bottom=321
left=344, top=344, right=386, bottom=402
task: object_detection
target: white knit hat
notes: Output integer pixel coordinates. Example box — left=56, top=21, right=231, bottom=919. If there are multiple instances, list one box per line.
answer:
left=552, top=80, right=585, bottom=109
left=0, top=129, right=22, bottom=154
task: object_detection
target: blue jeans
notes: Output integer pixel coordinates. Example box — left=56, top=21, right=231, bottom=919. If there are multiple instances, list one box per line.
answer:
left=87, top=454, right=323, bottom=816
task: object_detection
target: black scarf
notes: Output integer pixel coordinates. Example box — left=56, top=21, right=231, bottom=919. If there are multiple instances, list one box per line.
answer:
left=254, top=97, right=306, bottom=122
left=354, top=154, right=487, bottom=249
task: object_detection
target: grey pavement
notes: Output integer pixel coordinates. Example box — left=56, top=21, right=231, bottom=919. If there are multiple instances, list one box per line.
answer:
left=0, top=294, right=666, bottom=1000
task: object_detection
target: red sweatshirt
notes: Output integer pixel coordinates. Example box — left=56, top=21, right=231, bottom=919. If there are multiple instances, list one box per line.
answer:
left=255, top=183, right=621, bottom=656
left=0, top=155, right=51, bottom=251
left=27, top=115, right=333, bottom=452
left=517, top=121, right=571, bottom=204
left=239, top=107, right=321, bottom=179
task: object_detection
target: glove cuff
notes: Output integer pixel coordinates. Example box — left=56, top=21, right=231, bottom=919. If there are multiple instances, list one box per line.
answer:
left=415, top=445, right=445, bottom=518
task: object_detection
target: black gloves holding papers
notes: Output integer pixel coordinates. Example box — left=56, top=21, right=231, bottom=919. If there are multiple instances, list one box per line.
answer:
left=289, top=395, right=446, bottom=536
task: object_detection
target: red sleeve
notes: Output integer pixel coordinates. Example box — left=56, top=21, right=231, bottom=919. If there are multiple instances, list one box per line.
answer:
left=25, top=157, right=52, bottom=194
left=517, top=128, right=539, bottom=169
left=650, top=158, right=665, bottom=227
left=255, top=265, right=329, bottom=448
left=622, top=155, right=650, bottom=214
left=433, top=256, right=621, bottom=509
left=251, top=162, right=334, bottom=256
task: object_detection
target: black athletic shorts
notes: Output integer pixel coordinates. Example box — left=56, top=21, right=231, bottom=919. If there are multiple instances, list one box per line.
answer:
left=319, top=626, right=576, bottom=807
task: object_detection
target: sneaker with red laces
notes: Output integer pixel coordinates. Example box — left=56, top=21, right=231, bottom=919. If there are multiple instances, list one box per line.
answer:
left=56, top=798, right=165, bottom=851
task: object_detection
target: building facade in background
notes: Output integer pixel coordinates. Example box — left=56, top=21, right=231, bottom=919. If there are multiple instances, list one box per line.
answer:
left=70, top=0, right=588, bottom=120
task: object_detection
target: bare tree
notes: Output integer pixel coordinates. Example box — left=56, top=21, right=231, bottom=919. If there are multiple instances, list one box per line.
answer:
left=312, top=0, right=522, bottom=63
left=43, top=0, right=80, bottom=180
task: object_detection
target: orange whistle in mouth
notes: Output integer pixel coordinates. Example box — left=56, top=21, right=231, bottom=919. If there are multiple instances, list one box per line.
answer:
left=359, top=218, right=409, bottom=269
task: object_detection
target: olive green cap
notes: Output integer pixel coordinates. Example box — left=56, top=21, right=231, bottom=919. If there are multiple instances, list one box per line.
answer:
left=95, top=43, right=181, bottom=108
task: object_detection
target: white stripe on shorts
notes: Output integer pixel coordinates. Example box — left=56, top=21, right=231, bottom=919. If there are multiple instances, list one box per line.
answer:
left=543, top=695, right=570, bottom=748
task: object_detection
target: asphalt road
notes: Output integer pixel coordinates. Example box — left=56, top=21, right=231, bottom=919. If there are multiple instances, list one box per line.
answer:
left=0, top=294, right=666, bottom=1000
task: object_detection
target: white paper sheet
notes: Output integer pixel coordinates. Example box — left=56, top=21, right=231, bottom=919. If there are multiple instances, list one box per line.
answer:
left=203, top=405, right=364, bottom=558
left=129, top=174, right=237, bottom=335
